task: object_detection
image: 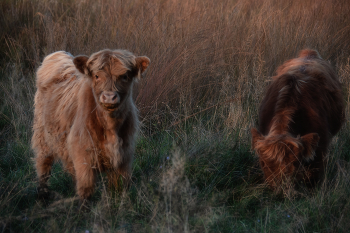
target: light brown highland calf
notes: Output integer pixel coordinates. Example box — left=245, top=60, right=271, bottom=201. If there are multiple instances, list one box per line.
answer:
left=251, top=49, right=344, bottom=191
left=32, top=49, right=150, bottom=200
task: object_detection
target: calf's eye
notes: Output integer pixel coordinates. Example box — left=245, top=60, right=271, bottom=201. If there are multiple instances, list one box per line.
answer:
left=120, top=75, right=128, bottom=82
left=95, top=75, right=99, bottom=80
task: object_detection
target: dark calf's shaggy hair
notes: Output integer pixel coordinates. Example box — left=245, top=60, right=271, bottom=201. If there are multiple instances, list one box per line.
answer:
left=251, top=49, right=344, bottom=190
left=32, top=49, right=150, bottom=200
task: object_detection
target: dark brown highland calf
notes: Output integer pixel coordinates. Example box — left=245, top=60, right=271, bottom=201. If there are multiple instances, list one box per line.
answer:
left=251, top=49, right=344, bottom=189
left=32, top=49, right=150, bottom=200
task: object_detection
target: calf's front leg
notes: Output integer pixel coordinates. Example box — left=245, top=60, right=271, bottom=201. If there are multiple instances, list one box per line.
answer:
left=73, top=154, right=96, bottom=201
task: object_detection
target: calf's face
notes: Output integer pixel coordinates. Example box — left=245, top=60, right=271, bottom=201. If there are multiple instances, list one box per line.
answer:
left=91, top=64, right=133, bottom=111
left=73, top=50, right=150, bottom=111
left=251, top=128, right=319, bottom=187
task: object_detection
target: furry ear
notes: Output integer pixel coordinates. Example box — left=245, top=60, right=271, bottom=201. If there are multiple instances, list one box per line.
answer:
left=251, top=128, right=264, bottom=150
left=73, top=55, right=89, bottom=75
left=300, top=133, right=320, bottom=161
left=298, top=49, right=321, bottom=59
left=135, top=56, right=150, bottom=74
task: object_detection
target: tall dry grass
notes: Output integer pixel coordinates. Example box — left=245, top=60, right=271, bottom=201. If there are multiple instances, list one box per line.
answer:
left=1, top=0, right=350, bottom=232
left=2, top=0, right=349, bottom=130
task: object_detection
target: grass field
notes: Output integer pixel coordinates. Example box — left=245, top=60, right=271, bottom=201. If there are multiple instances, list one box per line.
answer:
left=1, top=0, right=350, bottom=232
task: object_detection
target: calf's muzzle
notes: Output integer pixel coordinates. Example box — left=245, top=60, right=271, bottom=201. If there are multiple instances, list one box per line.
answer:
left=100, top=91, right=119, bottom=109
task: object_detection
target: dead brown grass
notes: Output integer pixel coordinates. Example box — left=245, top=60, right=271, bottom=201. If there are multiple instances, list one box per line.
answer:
left=2, top=0, right=350, bottom=131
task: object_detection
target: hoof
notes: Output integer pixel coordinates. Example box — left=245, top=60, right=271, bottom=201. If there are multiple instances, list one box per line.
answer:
left=37, top=185, right=50, bottom=200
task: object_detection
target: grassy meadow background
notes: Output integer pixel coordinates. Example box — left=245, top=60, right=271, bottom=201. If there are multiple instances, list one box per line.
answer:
left=1, top=0, right=350, bottom=232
